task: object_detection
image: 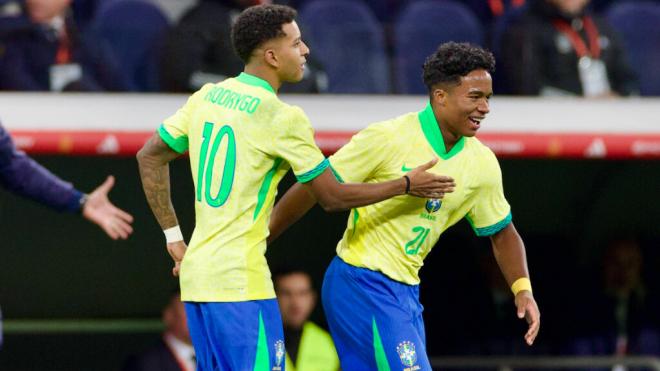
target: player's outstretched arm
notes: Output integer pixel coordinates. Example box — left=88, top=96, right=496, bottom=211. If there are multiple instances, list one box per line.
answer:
left=268, top=182, right=316, bottom=244
left=137, top=132, right=186, bottom=276
left=306, top=158, right=455, bottom=212
left=268, top=158, right=455, bottom=243
left=82, top=176, right=134, bottom=240
left=1, top=123, right=134, bottom=239
left=490, top=222, right=540, bottom=346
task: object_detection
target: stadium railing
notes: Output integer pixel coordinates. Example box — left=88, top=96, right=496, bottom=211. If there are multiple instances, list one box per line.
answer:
left=1, top=93, right=659, bottom=159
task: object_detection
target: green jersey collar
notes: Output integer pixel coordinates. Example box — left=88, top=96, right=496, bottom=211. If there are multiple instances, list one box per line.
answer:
left=236, top=72, right=276, bottom=94
left=418, top=102, right=465, bottom=160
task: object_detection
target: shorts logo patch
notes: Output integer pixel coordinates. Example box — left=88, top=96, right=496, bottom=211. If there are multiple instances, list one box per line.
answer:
left=273, top=340, right=285, bottom=369
left=425, top=198, right=442, bottom=213
left=396, top=340, right=418, bottom=367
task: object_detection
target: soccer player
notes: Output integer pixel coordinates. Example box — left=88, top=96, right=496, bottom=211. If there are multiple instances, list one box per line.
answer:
left=268, top=42, right=541, bottom=370
left=136, top=5, right=454, bottom=370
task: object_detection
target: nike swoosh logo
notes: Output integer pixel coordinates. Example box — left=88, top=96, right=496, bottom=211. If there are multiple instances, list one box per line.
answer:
left=401, top=164, right=413, bottom=172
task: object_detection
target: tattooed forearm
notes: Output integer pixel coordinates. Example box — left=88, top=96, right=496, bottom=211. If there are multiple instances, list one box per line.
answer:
left=139, top=160, right=178, bottom=228
left=137, top=133, right=181, bottom=229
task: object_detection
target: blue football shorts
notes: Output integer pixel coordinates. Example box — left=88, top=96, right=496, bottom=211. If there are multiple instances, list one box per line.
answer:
left=184, top=299, right=285, bottom=371
left=322, top=256, right=431, bottom=371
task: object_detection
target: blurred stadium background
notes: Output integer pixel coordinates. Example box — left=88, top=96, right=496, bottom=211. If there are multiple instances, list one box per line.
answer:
left=1, top=0, right=659, bottom=370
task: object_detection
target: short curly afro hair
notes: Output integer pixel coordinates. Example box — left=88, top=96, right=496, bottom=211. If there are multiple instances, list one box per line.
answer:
left=422, top=42, right=495, bottom=93
left=231, top=4, right=297, bottom=63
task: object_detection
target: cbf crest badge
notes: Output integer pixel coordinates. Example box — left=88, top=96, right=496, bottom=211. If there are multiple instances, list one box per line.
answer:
left=396, top=340, right=418, bottom=367
left=425, top=198, right=442, bottom=213
left=273, top=340, right=285, bottom=370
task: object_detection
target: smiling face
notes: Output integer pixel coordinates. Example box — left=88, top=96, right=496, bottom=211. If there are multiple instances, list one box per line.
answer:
left=434, top=69, right=493, bottom=139
left=263, top=21, right=309, bottom=83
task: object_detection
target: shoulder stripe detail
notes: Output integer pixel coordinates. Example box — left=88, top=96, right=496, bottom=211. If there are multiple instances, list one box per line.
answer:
left=351, top=209, right=359, bottom=237
left=296, top=158, right=329, bottom=183
left=253, top=158, right=284, bottom=220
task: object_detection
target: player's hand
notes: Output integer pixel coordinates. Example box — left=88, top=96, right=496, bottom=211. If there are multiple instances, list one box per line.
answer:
left=167, top=240, right=187, bottom=277
left=405, top=158, right=455, bottom=198
left=515, top=290, right=540, bottom=346
left=82, top=176, right=134, bottom=240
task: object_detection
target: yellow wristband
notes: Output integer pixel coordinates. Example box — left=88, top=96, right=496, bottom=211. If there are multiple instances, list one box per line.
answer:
left=511, top=277, right=532, bottom=295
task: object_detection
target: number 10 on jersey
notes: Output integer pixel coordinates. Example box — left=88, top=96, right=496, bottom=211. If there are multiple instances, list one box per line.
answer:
left=197, top=121, right=236, bottom=207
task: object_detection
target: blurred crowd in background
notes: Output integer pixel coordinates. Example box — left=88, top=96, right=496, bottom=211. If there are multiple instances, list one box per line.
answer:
left=0, top=0, right=659, bottom=95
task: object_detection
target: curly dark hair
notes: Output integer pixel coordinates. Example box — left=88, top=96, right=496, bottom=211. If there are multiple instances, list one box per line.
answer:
left=231, top=4, right=298, bottom=63
left=422, top=42, right=495, bottom=93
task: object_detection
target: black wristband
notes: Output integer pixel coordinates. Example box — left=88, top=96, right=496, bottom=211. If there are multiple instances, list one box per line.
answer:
left=403, top=175, right=411, bottom=194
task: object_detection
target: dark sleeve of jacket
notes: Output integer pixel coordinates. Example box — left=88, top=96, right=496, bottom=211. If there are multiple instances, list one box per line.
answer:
left=63, top=17, right=131, bottom=92
left=596, top=18, right=639, bottom=96
left=499, top=17, right=544, bottom=95
left=0, top=124, right=82, bottom=212
left=75, top=34, right=131, bottom=92
left=0, top=31, right=49, bottom=90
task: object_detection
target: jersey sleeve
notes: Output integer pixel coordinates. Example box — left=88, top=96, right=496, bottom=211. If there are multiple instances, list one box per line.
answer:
left=328, top=122, right=392, bottom=183
left=0, top=124, right=82, bottom=212
left=271, top=106, right=327, bottom=183
left=158, top=85, right=210, bottom=153
left=466, top=151, right=512, bottom=237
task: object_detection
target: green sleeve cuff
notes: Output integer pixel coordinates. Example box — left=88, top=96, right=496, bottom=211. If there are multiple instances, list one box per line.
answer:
left=296, top=158, right=329, bottom=183
left=158, top=124, right=189, bottom=154
left=467, top=212, right=512, bottom=237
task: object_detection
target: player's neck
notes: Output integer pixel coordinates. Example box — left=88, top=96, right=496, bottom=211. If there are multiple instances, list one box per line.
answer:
left=439, top=126, right=461, bottom=152
left=432, top=106, right=462, bottom=152
left=243, top=65, right=281, bottom=93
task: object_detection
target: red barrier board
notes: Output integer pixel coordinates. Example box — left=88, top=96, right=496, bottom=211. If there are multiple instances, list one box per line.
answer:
left=9, top=130, right=660, bottom=159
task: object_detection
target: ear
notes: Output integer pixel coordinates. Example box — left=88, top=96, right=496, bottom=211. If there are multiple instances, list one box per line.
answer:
left=432, top=87, right=448, bottom=107
left=264, top=48, right=279, bottom=69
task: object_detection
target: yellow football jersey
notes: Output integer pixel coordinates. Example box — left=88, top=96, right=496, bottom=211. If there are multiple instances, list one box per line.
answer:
left=159, top=73, right=328, bottom=302
left=329, top=103, right=511, bottom=285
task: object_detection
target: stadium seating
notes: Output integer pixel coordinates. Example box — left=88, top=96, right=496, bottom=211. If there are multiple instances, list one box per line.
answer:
left=92, top=0, right=170, bottom=92
left=606, top=1, right=660, bottom=96
left=394, top=0, right=484, bottom=94
left=362, top=0, right=401, bottom=23
left=299, top=0, right=391, bottom=93
left=462, top=0, right=520, bottom=25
